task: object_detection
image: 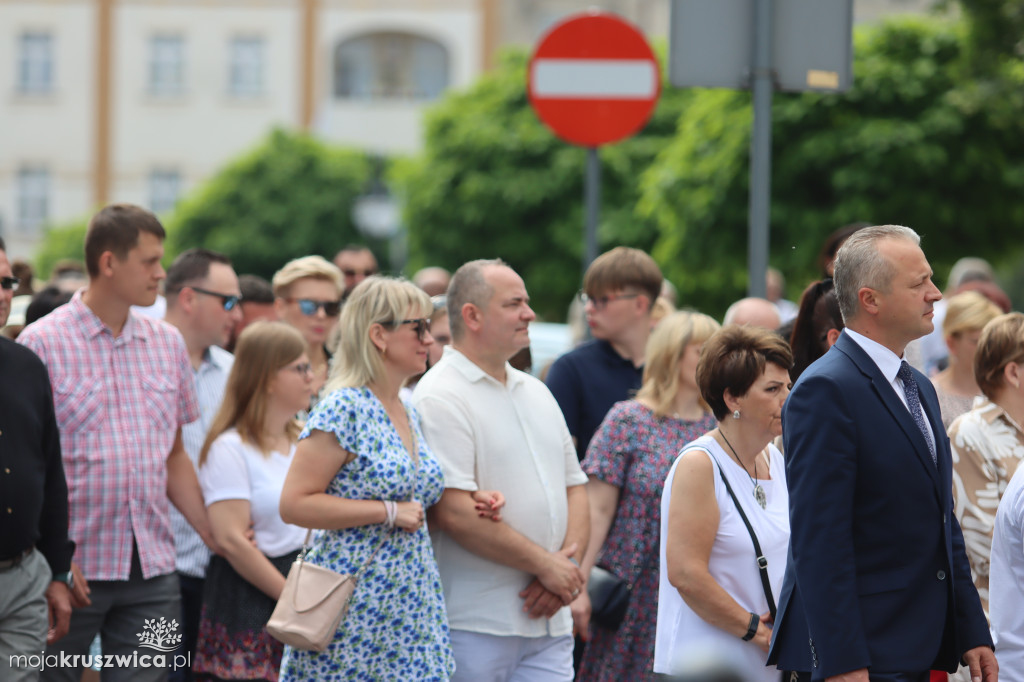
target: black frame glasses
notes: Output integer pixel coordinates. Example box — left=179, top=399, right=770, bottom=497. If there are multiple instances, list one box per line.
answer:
left=383, top=318, right=431, bottom=342
left=1, top=276, right=20, bottom=291
left=577, top=291, right=641, bottom=310
left=288, top=298, right=342, bottom=317
left=189, top=286, right=241, bottom=311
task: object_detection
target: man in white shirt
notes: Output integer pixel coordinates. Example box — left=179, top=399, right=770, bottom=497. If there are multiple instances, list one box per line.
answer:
left=413, top=259, right=589, bottom=682
left=163, top=249, right=241, bottom=682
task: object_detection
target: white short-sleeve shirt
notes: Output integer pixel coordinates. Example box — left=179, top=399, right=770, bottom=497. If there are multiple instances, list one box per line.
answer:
left=989, top=460, right=1024, bottom=681
left=199, top=428, right=306, bottom=558
left=412, top=346, right=588, bottom=638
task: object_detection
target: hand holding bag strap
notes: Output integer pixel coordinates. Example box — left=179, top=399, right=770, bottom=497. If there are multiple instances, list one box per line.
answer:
left=684, top=445, right=777, bottom=620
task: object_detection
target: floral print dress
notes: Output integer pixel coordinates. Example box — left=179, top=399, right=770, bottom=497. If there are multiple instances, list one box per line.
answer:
left=279, top=387, right=455, bottom=682
left=578, top=400, right=716, bottom=682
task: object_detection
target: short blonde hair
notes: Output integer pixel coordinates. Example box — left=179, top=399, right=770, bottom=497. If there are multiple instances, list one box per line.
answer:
left=943, top=291, right=1001, bottom=339
left=272, top=255, right=343, bottom=299
left=975, top=312, right=1024, bottom=399
left=326, top=276, right=431, bottom=391
left=635, top=311, right=720, bottom=417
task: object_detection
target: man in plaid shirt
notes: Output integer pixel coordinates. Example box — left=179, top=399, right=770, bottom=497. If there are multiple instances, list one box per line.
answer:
left=20, top=204, right=216, bottom=682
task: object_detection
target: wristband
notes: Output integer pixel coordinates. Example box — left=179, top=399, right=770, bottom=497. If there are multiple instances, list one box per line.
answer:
left=741, top=612, right=759, bottom=641
left=382, top=500, right=397, bottom=528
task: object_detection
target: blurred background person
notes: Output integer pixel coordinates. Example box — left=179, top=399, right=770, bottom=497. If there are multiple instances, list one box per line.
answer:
left=333, top=244, right=378, bottom=300
left=948, top=312, right=1024, bottom=623
left=765, top=267, right=798, bottom=325
left=47, top=260, right=88, bottom=294
left=413, top=266, right=451, bottom=297
left=787, top=278, right=844, bottom=383
left=226, top=274, right=277, bottom=352
left=655, top=326, right=792, bottom=682
left=278, top=277, right=471, bottom=680
left=722, top=298, right=780, bottom=331
left=932, top=291, right=1002, bottom=428
left=817, top=222, right=868, bottom=278
left=192, top=322, right=312, bottom=682
left=401, top=294, right=452, bottom=400
left=272, top=256, right=343, bottom=401
left=574, top=311, right=720, bottom=682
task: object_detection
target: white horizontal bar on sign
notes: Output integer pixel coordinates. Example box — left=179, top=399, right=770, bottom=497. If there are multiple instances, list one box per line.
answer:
left=532, top=59, right=657, bottom=99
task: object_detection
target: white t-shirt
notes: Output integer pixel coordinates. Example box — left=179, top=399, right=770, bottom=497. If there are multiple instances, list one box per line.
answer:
left=199, top=428, right=306, bottom=558
left=654, top=435, right=790, bottom=681
left=412, top=346, right=588, bottom=638
left=989, top=460, right=1024, bottom=681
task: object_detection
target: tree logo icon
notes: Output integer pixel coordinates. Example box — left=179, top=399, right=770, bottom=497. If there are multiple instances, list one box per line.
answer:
left=136, top=617, right=182, bottom=652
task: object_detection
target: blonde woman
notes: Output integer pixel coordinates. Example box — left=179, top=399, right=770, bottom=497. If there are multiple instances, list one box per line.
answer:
left=272, top=255, right=344, bottom=399
left=932, top=291, right=1001, bottom=428
left=278, top=277, right=501, bottom=681
left=573, top=311, right=720, bottom=681
left=192, top=322, right=314, bottom=681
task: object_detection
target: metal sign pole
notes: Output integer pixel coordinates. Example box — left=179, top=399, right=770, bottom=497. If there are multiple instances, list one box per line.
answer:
left=748, top=0, right=773, bottom=298
left=584, top=147, right=601, bottom=272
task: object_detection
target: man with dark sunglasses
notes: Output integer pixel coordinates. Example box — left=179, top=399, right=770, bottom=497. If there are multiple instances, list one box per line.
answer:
left=333, top=244, right=378, bottom=300
left=162, top=248, right=242, bottom=682
left=0, top=236, right=77, bottom=680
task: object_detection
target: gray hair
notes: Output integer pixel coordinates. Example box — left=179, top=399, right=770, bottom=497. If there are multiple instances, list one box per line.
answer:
left=833, top=224, right=920, bottom=324
left=447, top=259, right=506, bottom=341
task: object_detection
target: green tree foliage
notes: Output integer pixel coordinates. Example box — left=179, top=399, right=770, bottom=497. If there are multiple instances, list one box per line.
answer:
left=640, top=17, right=1024, bottom=316
left=167, top=129, right=373, bottom=279
left=395, top=47, right=692, bottom=321
left=34, top=219, right=89, bottom=280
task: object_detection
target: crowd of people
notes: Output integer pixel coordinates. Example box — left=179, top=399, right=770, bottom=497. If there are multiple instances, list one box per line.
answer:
left=0, top=204, right=1021, bottom=682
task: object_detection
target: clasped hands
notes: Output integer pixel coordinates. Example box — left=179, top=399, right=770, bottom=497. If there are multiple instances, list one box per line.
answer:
left=519, top=543, right=584, bottom=619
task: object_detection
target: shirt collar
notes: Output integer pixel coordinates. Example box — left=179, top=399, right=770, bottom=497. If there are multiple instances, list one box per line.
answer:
left=844, top=328, right=903, bottom=383
left=597, top=338, right=639, bottom=367
left=443, top=345, right=524, bottom=389
left=198, top=345, right=231, bottom=372
left=69, top=289, right=149, bottom=342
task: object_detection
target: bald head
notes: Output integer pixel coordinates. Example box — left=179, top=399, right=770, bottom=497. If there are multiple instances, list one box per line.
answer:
left=723, top=297, right=781, bottom=330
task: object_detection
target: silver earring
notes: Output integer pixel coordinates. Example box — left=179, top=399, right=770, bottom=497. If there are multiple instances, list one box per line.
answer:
left=733, top=409, right=741, bottom=419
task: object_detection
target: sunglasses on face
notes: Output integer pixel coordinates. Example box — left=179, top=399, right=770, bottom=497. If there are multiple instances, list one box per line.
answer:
left=384, top=317, right=431, bottom=341
left=288, top=298, right=342, bottom=317
left=1, top=276, right=20, bottom=291
left=189, top=286, right=241, bottom=311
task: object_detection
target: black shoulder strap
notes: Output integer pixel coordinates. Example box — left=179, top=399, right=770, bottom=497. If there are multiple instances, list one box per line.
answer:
left=683, top=445, right=777, bottom=620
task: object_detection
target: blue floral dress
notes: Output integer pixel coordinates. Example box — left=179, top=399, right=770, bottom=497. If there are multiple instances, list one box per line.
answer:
left=578, top=400, right=716, bottom=682
left=279, top=387, right=455, bottom=681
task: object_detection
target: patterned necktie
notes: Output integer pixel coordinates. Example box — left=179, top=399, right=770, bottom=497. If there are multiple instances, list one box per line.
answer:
left=898, top=360, right=937, bottom=465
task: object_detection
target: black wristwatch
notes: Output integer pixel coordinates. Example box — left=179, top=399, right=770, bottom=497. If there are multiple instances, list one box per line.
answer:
left=53, top=571, right=74, bottom=591
left=741, top=612, right=759, bottom=641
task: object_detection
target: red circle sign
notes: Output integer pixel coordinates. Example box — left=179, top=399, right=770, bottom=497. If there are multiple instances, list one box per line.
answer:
left=528, top=12, right=661, bottom=147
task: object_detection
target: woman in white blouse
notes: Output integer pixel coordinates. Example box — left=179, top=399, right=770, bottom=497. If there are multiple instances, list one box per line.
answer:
left=192, top=321, right=314, bottom=682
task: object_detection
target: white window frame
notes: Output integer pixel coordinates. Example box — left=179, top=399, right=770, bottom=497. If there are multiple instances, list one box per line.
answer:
left=148, top=168, right=182, bottom=215
left=228, top=35, right=265, bottom=97
left=17, top=165, right=50, bottom=234
left=149, top=34, right=185, bottom=96
left=18, top=32, right=54, bottom=94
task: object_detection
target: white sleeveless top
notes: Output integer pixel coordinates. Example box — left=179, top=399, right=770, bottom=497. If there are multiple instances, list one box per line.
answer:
left=654, top=434, right=790, bottom=681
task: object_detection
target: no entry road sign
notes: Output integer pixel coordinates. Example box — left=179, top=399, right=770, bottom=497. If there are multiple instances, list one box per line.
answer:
left=528, top=12, right=661, bottom=148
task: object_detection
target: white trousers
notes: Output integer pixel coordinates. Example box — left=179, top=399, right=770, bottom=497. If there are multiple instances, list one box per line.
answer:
left=449, top=630, right=573, bottom=682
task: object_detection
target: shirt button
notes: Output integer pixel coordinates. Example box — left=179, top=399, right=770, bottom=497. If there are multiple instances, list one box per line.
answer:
left=937, top=570, right=946, bottom=580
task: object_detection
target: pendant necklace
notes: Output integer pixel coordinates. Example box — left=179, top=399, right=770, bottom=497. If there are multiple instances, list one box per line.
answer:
left=719, top=429, right=768, bottom=509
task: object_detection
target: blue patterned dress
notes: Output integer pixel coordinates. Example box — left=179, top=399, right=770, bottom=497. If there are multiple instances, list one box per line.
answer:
left=279, top=387, right=455, bottom=681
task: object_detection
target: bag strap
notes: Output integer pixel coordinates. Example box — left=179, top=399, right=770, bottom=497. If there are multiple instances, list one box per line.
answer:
left=683, top=444, right=777, bottom=620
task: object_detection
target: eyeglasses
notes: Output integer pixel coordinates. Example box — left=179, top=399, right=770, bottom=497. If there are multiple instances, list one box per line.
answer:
left=189, top=286, right=241, bottom=311
left=0, top=276, right=20, bottom=291
left=577, top=291, right=641, bottom=310
left=283, top=361, right=313, bottom=377
left=288, top=298, right=342, bottom=317
left=342, top=269, right=377, bottom=278
left=383, top=318, right=431, bottom=342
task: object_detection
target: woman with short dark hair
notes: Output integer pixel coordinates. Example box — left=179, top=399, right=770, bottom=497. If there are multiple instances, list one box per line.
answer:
left=655, top=325, right=793, bottom=681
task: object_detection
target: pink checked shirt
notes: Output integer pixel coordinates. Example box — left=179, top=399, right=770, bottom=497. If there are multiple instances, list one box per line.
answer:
left=19, top=292, right=199, bottom=581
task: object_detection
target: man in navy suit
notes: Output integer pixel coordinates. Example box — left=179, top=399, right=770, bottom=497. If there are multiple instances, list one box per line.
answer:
left=768, top=225, right=997, bottom=682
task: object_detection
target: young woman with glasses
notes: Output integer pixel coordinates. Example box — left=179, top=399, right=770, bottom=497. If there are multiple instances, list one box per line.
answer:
left=278, top=277, right=503, bottom=681
left=192, top=321, right=315, bottom=682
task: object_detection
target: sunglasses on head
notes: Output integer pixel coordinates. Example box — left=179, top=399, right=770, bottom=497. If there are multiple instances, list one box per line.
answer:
left=189, top=286, right=241, bottom=311
left=384, top=318, right=431, bottom=341
left=0, top=276, right=19, bottom=291
left=289, top=298, right=342, bottom=317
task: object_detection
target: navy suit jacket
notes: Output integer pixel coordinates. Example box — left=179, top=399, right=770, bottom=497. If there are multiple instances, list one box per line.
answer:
left=767, top=331, right=991, bottom=679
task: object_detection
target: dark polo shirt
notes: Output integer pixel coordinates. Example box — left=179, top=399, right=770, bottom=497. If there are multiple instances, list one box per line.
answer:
left=545, top=339, right=643, bottom=461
